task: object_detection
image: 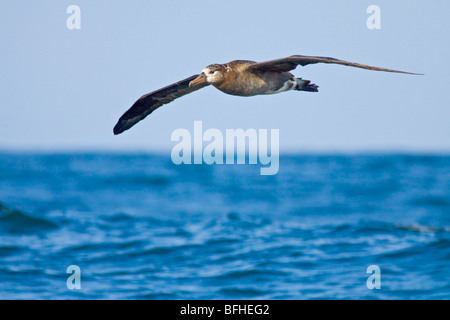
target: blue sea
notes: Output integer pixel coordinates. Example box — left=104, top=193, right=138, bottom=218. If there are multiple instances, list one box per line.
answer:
left=0, top=152, right=449, bottom=299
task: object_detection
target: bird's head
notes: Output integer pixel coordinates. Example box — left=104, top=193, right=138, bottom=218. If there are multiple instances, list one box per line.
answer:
left=189, top=64, right=227, bottom=87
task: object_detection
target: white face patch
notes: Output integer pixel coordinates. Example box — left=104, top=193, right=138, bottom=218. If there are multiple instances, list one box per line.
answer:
left=202, top=67, right=221, bottom=83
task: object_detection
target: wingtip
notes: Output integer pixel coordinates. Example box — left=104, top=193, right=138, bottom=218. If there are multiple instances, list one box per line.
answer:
left=113, top=121, right=125, bottom=135
left=403, top=71, right=424, bottom=76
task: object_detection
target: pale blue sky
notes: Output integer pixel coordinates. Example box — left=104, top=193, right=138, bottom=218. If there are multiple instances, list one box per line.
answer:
left=0, top=1, right=448, bottom=152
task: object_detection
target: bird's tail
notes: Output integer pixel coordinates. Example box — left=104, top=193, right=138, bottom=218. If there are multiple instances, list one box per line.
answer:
left=294, top=78, right=319, bottom=92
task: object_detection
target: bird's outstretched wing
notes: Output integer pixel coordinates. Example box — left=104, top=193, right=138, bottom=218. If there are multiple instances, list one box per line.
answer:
left=247, top=55, right=422, bottom=75
left=114, top=74, right=209, bottom=135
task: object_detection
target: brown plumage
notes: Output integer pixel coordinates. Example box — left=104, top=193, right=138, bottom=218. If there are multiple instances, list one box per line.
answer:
left=113, top=55, right=421, bottom=135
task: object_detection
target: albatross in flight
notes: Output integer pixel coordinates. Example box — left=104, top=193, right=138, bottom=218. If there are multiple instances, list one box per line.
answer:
left=113, top=55, right=420, bottom=135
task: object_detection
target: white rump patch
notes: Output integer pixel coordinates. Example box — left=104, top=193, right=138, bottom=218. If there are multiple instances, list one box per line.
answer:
left=271, top=79, right=296, bottom=94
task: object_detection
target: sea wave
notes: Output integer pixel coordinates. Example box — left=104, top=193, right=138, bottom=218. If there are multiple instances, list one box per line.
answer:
left=0, top=153, right=449, bottom=299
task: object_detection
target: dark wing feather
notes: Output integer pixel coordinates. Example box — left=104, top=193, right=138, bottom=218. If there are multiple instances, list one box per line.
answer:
left=113, top=75, right=209, bottom=135
left=247, top=55, right=422, bottom=75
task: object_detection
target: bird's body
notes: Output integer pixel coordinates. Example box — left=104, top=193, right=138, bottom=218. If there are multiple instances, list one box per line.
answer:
left=205, top=60, right=295, bottom=96
left=113, top=55, right=420, bottom=135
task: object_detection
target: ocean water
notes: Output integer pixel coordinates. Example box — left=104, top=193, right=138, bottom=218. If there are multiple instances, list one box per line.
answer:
left=0, top=152, right=449, bottom=300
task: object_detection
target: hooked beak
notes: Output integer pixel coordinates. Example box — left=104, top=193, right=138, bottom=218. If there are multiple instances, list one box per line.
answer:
left=189, top=73, right=207, bottom=88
